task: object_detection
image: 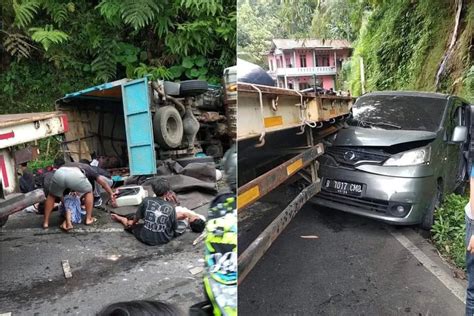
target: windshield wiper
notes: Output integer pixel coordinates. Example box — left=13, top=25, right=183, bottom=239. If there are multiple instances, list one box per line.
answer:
left=358, top=120, right=401, bottom=129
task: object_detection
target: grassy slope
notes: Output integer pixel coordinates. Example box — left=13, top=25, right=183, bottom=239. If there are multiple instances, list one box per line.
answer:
left=349, top=0, right=473, bottom=102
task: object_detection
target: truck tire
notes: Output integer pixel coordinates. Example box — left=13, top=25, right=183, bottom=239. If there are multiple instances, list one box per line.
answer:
left=0, top=215, right=8, bottom=227
left=153, top=106, right=184, bottom=149
left=179, top=80, right=208, bottom=97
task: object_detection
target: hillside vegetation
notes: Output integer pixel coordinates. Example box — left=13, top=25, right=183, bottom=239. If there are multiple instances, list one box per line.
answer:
left=348, top=0, right=473, bottom=101
left=0, top=0, right=236, bottom=114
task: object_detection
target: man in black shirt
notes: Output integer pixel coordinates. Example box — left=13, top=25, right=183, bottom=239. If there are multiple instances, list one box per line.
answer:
left=42, top=162, right=116, bottom=229
left=111, top=178, right=205, bottom=245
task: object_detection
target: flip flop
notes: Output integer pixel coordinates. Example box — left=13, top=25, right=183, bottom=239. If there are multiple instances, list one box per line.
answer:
left=60, top=223, right=73, bottom=232
left=85, top=217, right=98, bottom=226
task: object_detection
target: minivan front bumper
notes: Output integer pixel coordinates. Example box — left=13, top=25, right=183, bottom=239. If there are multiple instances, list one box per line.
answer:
left=311, top=163, right=437, bottom=225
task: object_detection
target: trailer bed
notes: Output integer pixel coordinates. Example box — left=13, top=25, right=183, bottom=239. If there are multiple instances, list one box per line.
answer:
left=237, top=83, right=353, bottom=141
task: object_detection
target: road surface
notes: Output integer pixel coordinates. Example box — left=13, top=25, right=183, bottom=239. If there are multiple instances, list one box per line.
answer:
left=238, top=186, right=466, bottom=315
left=0, top=205, right=207, bottom=315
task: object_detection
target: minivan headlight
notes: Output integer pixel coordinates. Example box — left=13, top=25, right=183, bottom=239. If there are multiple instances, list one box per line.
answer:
left=383, top=146, right=431, bottom=166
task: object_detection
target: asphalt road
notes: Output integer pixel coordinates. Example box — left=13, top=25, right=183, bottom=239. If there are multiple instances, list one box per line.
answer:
left=238, top=186, right=466, bottom=316
left=0, top=205, right=207, bottom=315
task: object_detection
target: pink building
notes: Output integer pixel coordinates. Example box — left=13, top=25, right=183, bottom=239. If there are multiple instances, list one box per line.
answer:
left=267, top=39, right=352, bottom=90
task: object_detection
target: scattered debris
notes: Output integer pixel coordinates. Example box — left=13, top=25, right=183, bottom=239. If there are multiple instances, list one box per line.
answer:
left=189, top=266, right=204, bottom=275
left=193, top=232, right=206, bottom=245
left=61, top=260, right=72, bottom=279
left=300, top=235, right=319, bottom=239
left=106, top=254, right=121, bottom=261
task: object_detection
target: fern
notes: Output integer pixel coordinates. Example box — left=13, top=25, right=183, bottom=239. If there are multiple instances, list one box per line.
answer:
left=42, top=0, right=70, bottom=26
left=133, top=63, right=171, bottom=80
left=121, top=1, right=163, bottom=30
left=2, top=31, right=34, bottom=59
left=91, top=42, right=119, bottom=83
left=13, top=0, right=40, bottom=28
left=29, top=25, right=69, bottom=51
left=180, top=0, right=223, bottom=16
left=96, top=0, right=122, bottom=26
left=97, top=0, right=163, bottom=30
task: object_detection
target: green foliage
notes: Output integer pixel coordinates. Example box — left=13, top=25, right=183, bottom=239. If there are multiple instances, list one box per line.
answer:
left=133, top=63, right=172, bottom=81
left=13, top=0, right=40, bottom=28
left=1, top=0, right=236, bottom=114
left=348, top=0, right=473, bottom=101
left=431, top=193, right=468, bottom=269
left=180, top=0, right=223, bottom=16
left=166, top=55, right=209, bottom=80
left=237, top=0, right=283, bottom=66
left=29, top=25, right=69, bottom=51
left=2, top=31, right=33, bottom=59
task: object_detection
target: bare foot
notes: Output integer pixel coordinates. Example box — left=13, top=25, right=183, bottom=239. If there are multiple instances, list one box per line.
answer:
left=85, top=217, right=97, bottom=225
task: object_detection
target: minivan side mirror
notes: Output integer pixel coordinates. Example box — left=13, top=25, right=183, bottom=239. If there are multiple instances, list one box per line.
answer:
left=451, top=126, right=468, bottom=143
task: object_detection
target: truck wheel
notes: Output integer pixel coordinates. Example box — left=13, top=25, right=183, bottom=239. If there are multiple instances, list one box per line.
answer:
left=421, top=185, right=443, bottom=231
left=179, top=80, right=208, bottom=97
left=0, top=215, right=8, bottom=227
left=153, top=106, right=184, bottom=149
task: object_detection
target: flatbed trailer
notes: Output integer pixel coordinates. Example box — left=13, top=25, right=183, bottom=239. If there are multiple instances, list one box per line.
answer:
left=0, top=111, right=69, bottom=226
left=237, top=83, right=353, bottom=282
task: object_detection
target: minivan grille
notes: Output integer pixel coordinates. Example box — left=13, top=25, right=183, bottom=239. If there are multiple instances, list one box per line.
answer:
left=316, top=191, right=389, bottom=214
left=325, top=146, right=390, bottom=165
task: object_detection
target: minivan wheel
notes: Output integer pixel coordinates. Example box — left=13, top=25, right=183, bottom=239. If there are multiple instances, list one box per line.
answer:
left=420, top=186, right=442, bottom=231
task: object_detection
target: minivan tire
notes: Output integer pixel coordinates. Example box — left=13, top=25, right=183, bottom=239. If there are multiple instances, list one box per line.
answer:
left=421, top=186, right=443, bottom=231
left=154, top=106, right=184, bottom=149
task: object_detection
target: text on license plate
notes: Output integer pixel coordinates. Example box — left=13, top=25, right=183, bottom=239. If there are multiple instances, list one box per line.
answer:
left=324, top=179, right=363, bottom=196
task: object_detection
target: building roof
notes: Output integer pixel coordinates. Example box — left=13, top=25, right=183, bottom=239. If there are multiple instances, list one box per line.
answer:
left=271, top=39, right=352, bottom=51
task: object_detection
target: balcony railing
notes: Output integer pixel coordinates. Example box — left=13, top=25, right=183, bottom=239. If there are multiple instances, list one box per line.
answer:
left=274, top=66, right=337, bottom=76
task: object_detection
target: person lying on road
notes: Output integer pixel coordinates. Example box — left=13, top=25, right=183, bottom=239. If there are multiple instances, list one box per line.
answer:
left=42, top=162, right=116, bottom=229
left=111, top=178, right=205, bottom=246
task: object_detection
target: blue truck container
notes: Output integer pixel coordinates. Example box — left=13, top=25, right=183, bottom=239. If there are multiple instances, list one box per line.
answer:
left=56, top=77, right=231, bottom=176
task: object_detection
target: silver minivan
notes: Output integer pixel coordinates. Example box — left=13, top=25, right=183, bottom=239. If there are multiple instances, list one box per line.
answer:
left=313, top=91, right=472, bottom=229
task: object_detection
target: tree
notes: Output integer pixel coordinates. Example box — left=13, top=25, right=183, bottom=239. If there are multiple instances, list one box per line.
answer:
left=0, top=0, right=236, bottom=114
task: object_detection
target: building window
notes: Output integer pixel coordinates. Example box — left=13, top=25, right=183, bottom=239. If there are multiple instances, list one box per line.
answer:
left=276, top=59, right=281, bottom=68
left=299, top=54, right=307, bottom=67
left=299, top=83, right=310, bottom=90
left=321, top=55, right=329, bottom=67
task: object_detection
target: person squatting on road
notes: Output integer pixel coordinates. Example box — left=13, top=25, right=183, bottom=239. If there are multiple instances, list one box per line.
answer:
left=111, top=178, right=206, bottom=246
left=466, top=166, right=474, bottom=315
left=42, top=162, right=117, bottom=229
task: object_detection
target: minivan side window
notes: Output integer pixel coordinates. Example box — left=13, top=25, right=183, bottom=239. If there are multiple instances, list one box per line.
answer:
left=445, top=99, right=464, bottom=141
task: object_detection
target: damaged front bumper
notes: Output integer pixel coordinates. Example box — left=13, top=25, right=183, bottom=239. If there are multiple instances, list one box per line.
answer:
left=311, top=158, right=437, bottom=225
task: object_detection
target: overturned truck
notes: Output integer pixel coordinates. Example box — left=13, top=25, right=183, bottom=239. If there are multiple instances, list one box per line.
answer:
left=57, top=78, right=235, bottom=176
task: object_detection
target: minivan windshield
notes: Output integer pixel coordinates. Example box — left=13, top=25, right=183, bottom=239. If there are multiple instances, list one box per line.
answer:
left=350, top=95, right=447, bottom=132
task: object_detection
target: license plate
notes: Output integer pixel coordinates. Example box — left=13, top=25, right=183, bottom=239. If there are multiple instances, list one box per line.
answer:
left=324, top=179, right=364, bottom=196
